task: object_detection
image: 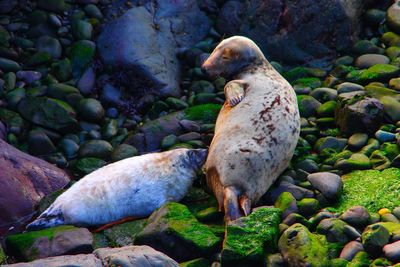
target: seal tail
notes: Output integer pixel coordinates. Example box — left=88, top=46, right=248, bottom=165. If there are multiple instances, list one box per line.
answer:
left=26, top=205, right=65, bottom=231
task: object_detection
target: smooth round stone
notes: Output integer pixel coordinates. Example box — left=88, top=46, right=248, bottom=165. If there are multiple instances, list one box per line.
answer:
left=48, top=14, right=62, bottom=27
left=6, top=87, right=25, bottom=109
left=310, top=87, right=337, bottom=102
left=316, top=100, right=336, bottom=117
left=28, top=130, right=57, bottom=155
left=295, top=159, right=319, bottom=173
left=383, top=241, right=400, bottom=262
left=297, top=95, right=321, bottom=118
left=79, top=98, right=105, bottom=122
left=0, top=57, right=21, bottom=72
left=387, top=1, right=400, bottom=34
left=335, top=56, right=354, bottom=66
left=381, top=96, right=400, bottom=122
left=307, top=172, right=343, bottom=201
left=375, top=130, right=396, bottom=142
left=111, top=144, right=138, bottom=162
left=78, top=140, right=113, bottom=159
left=84, top=4, right=103, bottom=19
left=343, top=225, right=361, bottom=239
left=336, top=82, right=364, bottom=94
left=58, top=138, right=79, bottom=159
left=88, top=130, right=101, bottom=140
left=297, top=198, right=320, bottom=216
left=35, top=36, right=62, bottom=59
left=190, top=80, right=215, bottom=94
left=393, top=207, right=400, bottom=219
left=16, top=71, right=42, bottom=84
left=101, top=119, right=118, bottom=139
left=381, top=213, right=400, bottom=223
left=77, top=67, right=96, bottom=95
left=178, top=132, right=201, bottom=142
left=389, top=77, right=400, bottom=91
left=105, top=108, right=118, bottom=118
left=362, top=224, right=390, bottom=256
left=179, top=119, right=200, bottom=132
left=316, top=218, right=349, bottom=244
left=348, top=133, right=369, bottom=149
left=161, top=134, right=178, bottom=149
left=166, top=97, right=189, bottom=110
left=355, top=54, right=390, bottom=69
left=4, top=72, right=16, bottom=90
left=364, top=9, right=386, bottom=26
left=72, top=19, right=93, bottom=40
left=339, top=241, right=364, bottom=261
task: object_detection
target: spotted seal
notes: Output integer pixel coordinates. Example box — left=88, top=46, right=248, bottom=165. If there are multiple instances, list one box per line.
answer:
left=27, top=148, right=207, bottom=230
left=202, top=36, right=300, bottom=221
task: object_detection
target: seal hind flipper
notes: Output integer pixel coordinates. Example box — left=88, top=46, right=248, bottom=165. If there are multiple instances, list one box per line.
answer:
left=223, top=186, right=242, bottom=221
left=239, top=195, right=251, bottom=216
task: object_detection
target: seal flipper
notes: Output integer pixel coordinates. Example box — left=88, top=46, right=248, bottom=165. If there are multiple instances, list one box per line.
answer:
left=239, top=195, right=251, bottom=216
left=224, top=80, right=247, bottom=107
left=223, top=186, right=242, bottom=221
left=26, top=205, right=65, bottom=231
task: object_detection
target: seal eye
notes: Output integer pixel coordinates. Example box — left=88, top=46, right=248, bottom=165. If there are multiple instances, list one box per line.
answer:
left=222, top=48, right=232, bottom=61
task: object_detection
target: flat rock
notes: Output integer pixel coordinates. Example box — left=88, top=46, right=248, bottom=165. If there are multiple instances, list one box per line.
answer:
left=0, top=139, right=70, bottom=236
left=3, top=254, right=101, bottom=267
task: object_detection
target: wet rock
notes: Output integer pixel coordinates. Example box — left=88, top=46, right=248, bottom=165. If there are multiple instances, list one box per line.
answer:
left=274, top=192, right=298, bottom=219
left=79, top=98, right=105, bottom=122
left=37, top=0, right=66, bottom=13
left=28, top=129, right=57, bottom=156
left=48, top=83, right=80, bottom=101
left=84, top=4, right=103, bottom=19
left=16, top=71, right=42, bottom=84
left=279, top=223, right=329, bottom=267
left=101, top=83, right=121, bottom=105
left=18, top=97, right=78, bottom=133
left=335, top=97, right=384, bottom=135
left=348, top=251, right=371, bottom=266
left=316, top=218, right=349, bottom=244
left=282, top=213, right=310, bottom=227
left=72, top=19, right=92, bottom=40
left=0, top=139, right=70, bottom=236
left=0, top=57, right=21, bottom=72
left=340, top=206, right=370, bottom=227
left=348, top=133, right=369, bottom=150
left=387, top=0, right=400, bottom=34
left=314, top=136, right=347, bottom=153
left=221, top=207, right=281, bottom=266
left=97, top=1, right=211, bottom=97
left=77, top=67, right=95, bottom=95
left=362, top=223, right=390, bottom=256
left=310, top=87, right=337, bottom=103
left=380, top=96, right=400, bottom=123
left=316, top=100, right=337, bottom=117
left=70, top=40, right=95, bottom=79
left=383, top=240, right=400, bottom=262
left=355, top=54, right=390, bottom=68
left=4, top=254, right=101, bottom=267
left=266, top=181, right=314, bottom=202
left=375, top=130, right=396, bottom=142
left=94, top=245, right=179, bottom=267
left=336, top=82, right=364, bottom=94
left=347, top=64, right=400, bottom=85
left=335, top=153, right=371, bottom=172
left=111, top=144, right=138, bottom=162
left=135, top=202, right=220, bottom=262
left=297, top=198, right=320, bottom=217
left=339, top=241, right=364, bottom=261
left=58, top=138, right=79, bottom=159
left=35, top=36, right=62, bottom=59
left=79, top=140, right=113, bottom=159
left=73, top=157, right=106, bottom=175
left=6, top=226, right=93, bottom=261
left=297, top=95, right=321, bottom=118
left=307, top=172, right=343, bottom=201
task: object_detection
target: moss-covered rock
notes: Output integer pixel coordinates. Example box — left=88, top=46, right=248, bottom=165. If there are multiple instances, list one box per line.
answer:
left=361, top=223, right=390, bottom=256
left=335, top=153, right=371, bottom=172
left=346, top=64, right=400, bottom=85
left=183, top=104, right=222, bottom=123
left=316, top=218, right=349, bottom=244
left=278, top=223, right=330, bottom=267
left=0, top=108, right=25, bottom=133
left=179, top=258, right=210, bottom=267
left=348, top=251, right=371, bottom=267
left=72, top=157, right=107, bottom=175
left=98, top=219, right=147, bottom=247
left=18, top=97, right=78, bottom=133
left=78, top=140, right=113, bottom=159
left=47, top=83, right=80, bottom=101
left=135, top=202, right=221, bottom=262
left=221, top=207, right=281, bottom=267
left=334, top=168, right=400, bottom=212
left=69, top=40, right=95, bottom=79
left=275, top=192, right=298, bottom=218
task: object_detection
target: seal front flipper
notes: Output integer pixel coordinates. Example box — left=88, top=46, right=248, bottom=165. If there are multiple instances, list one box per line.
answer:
left=224, top=80, right=247, bottom=107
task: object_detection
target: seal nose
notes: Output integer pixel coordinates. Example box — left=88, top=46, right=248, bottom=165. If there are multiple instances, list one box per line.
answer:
left=201, top=64, right=209, bottom=76
left=188, top=149, right=208, bottom=168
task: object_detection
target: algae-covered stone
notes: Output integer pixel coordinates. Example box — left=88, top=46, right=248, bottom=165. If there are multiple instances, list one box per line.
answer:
left=346, top=64, right=400, bottom=85
left=221, top=207, right=281, bottom=266
left=47, top=83, right=80, bottom=101
left=100, top=219, right=147, bottom=247
left=135, top=202, right=220, bottom=262
left=78, top=140, right=113, bottom=159
left=18, top=97, right=78, bottom=133
left=0, top=57, right=21, bottom=72
left=79, top=98, right=105, bottom=122
left=316, top=218, right=349, bottom=244
left=69, top=40, right=95, bottom=79
left=361, top=223, right=390, bottom=256
left=0, top=245, right=6, bottom=265
left=278, top=223, right=330, bottom=267
left=335, top=153, right=371, bottom=172
left=297, top=95, right=321, bottom=118
left=348, top=251, right=371, bottom=267
left=111, top=144, right=138, bottom=162
left=335, top=168, right=400, bottom=212
left=317, top=100, right=337, bottom=117
left=183, top=104, right=222, bottom=123
left=5, top=226, right=93, bottom=261
left=275, top=192, right=298, bottom=218
left=73, top=157, right=107, bottom=175
left=179, top=258, right=210, bottom=267
left=387, top=1, right=400, bottom=34
left=297, top=198, right=320, bottom=217
left=370, top=258, right=392, bottom=267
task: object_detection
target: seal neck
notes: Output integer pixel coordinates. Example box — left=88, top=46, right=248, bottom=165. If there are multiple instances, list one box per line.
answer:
left=234, top=59, right=275, bottom=79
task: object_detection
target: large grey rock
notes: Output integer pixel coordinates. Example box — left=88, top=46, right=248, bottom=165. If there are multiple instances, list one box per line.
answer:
left=217, top=0, right=371, bottom=67
left=97, top=1, right=211, bottom=97
left=94, top=245, right=179, bottom=266
left=0, top=139, right=70, bottom=236
left=3, top=254, right=101, bottom=267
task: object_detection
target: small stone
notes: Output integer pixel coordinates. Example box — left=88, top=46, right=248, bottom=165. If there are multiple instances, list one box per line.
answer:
left=340, top=206, right=370, bottom=227
left=307, top=172, right=343, bottom=201
left=316, top=100, right=337, bottom=117
left=339, top=241, right=364, bottom=261
left=16, top=71, right=42, bottom=84
left=101, top=83, right=121, bottom=105
left=77, top=67, right=96, bottom=95
left=28, top=130, right=57, bottom=156
left=381, top=213, right=400, bottom=223
left=362, top=223, right=390, bottom=256
left=79, top=98, right=105, bottom=122
left=335, top=153, right=371, bottom=172
left=314, top=136, right=347, bottom=153
left=387, top=1, right=400, bottom=34
left=161, top=134, right=178, bottom=149
left=58, top=138, right=79, bottom=159
left=84, top=4, right=103, bottom=19
left=297, top=95, right=321, bottom=118
left=178, top=132, right=201, bottom=142
left=78, top=140, right=113, bottom=159
left=35, top=35, right=62, bottom=59
left=393, top=207, right=400, bottom=219
left=73, top=157, right=106, bottom=175
left=179, top=119, right=201, bottom=132
left=389, top=77, right=400, bottom=91
left=274, top=192, right=298, bottom=219
left=101, top=119, right=118, bottom=139
left=348, top=133, right=369, bottom=150
left=310, top=87, right=337, bottom=103
left=166, top=97, right=189, bottom=110
left=0, top=57, right=21, bottom=72
left=297, top=198, right=320, bottom=217
left=111, top=144, right=138, bottom=162
left=282, top=213, right=309, bottom=227
left=355, top=54, right=390, bottom=68
left=72, top=19, right=93, bottom=40
left=343, top=225, right=361, bottom=239
left=383, top=240, right=400, bottom=262
left=375, top=130, right=396, bottom=142
left=37, top=0, right=66, bottom=12
left=337, top=82, right=364, bottom=94
left=316, top=218, right=349, bottom=244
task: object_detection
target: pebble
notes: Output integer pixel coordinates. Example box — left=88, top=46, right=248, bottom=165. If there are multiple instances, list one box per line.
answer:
left=340, top=206, right=370, bottom=227
left=348, top=133, right=369, bottom=150
left=393, top=207, right=400, bottom=219
left=343, top=225, right=361, bottom=240
left=375, top=130, right=396, bottom=142
left=383, top=241, right=400, bottom=262
left=307, top=172, right=343, bottom=201
left=362, top=224, right=390, bottom=256
left=355, top=54, right=390, bottom=68
left=381, top=213, right=400, bottom=223
left=340, top=241, right=364, bottom=261
left=101, top=83, right=121, bottom=105
left=0, top=57, right=21, bottom=72
left=35, top=35, right=62, bottom=59
left=178, top=132, right=202, bottom=142
left=179, top=119, right=201, bottom=132
left=79, top=98, right=105, bottom=122
left=16, top=70, right=42, bottom=84
left=77, top=67, right=96, bottom=95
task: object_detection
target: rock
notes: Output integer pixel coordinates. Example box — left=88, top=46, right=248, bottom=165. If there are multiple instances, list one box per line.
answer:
left=297, top=198, right=320, bottom=217
left=0, top=57, right=21, bottom=72
left=266, top=181, right=314, bottom=202
left=178, top=132, right=201, bottom=142
left=79, top=98, right=105, bottom=122
left=335, top=97, right=384, bottom=135
left=279, top=223, right=329, bottom=267
left=97, top=1, right=211, bottom=97
left=0, top=121, right=6, bottom=140
left=69, top=40, right=95, bottom=79
left=316, top=218, right=349, bottom=244
left=0, top=108, right=25, bottom=135
left=381, top=213, right=400, bottom=223
left=73, top=157, right=106, bottom=175
left=84, top=4, right=103, bottom=19
left=282, top=213, right=309, bottom=227
left=274, top=192, right=298, bottom=219
left=355, top=54, right=390, bottom=68
left=0, top=139, right=70, bottom=236
left=28, top=130, right=57, bottom=156
left=375, top=130, right=396, bottom=142
left=316, top=100, right=337, bottom=117
left=47, top=83, right=80, bottom=101
left=93, top=245, right=179, bottom=267
left=101, top=83, right=121, bottom=105
left=77, top=67, right=96, bottom=95
left=217, top=0, right=369, bottom=67
left=72, top=19, right=93, bottom=40
left=297, top=95, right=321, bottom=117
left=166, top=97, right=189, bottom=110
left=310, top=88, right=337, bottom=103
left=347, top=64, right=400, bottom=85
left=4, top=254, right=101, bottom=267
left=16, top=71, right=42, bottom=84
left=335, top=153, right=371, bottom=172
left=389, top=77, right=400, bottom=91
left=335, top=168, right=400, bottom=212
left=348, top=251, right=371, bottom=267
left=79, top=140, right=113, bottom=159
left=307, top=172, right=343, bottom=201
left=314, top=136, right=347, bottom=153
left=35, top=36, right=62, bottom=59
left=340, top=206, right=370, bottom=227
left=111, top=144, right=138, bottom=162
left=221, top=207, right=281, bottom=266
left=348, top=133, right=369, bottom=149
left=353, top=40, right=383, bottom=55
left=387, top=1, right=400, bottom=34
left=58, top=138, right=79, bottom=159
left=383, top=240, right=400, bottom=262
left=380, top=96, right=400, bottom=123
left=339, top=241, right=364, bottom=261
left=362, top=223, right=390, bottom=256
left=336, top=82, right=364, bottom=94
left=135, top=202, right=220, bottom=261
left=0, top=0, right=17, bottom=14
left=18, top=97, right=78, bottom=133
left=6, top=226, right=93, bottom=261
left=37, top=0, right=66, bottom=12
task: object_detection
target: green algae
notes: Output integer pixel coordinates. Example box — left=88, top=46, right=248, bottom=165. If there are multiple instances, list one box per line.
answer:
left=184, top=104, right=222, bottom=123
left=348, top=251, right=371, bottom=267
left=334, top=168, right=400, bottom=212
left=221, top=207, right=281, bottom=266
left=179, top=258, right=210, bottom=267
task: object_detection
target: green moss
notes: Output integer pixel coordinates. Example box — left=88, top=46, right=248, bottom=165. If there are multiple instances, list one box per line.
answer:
left=179, top=258, right=210, bottom=267
left=293, top=77, right=322, bottom=89
left=347, top=64, right=400, bottom=85
left=283, top=67, right=309, bottom=82
left=69, top=40, right=95, bottom=78
left=370, top=258, right=392, bottom=267
left=348, top=251, right=371, bottom=267
left=334, top=168, right=400, bottom=212
left=184, top=104, right=222, bottom=123
left=274, top=192, right=296, bottom=214
left=73, top=157, right=107, bottom=175
left=0, top=246, right=6, bottom=265
left=6, top=226, right=76, bottom=260
left=221, top=207, right=281, bottom=266
left=330, top=258, right=349, bottom=267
